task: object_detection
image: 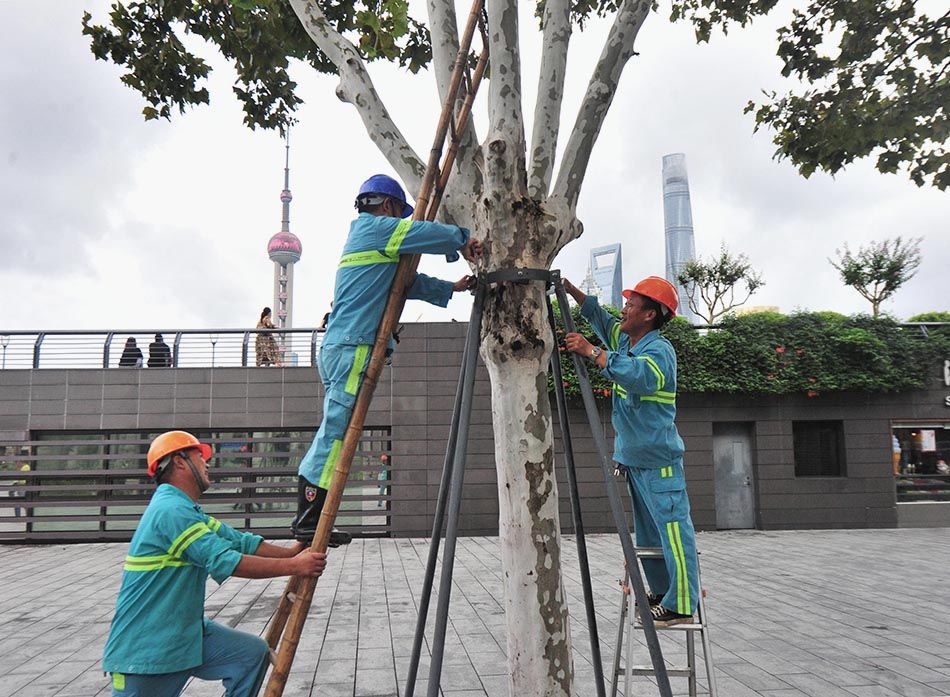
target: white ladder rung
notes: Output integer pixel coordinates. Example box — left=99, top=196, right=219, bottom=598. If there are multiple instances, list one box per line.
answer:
left=611, top=552, right=718, bottom=697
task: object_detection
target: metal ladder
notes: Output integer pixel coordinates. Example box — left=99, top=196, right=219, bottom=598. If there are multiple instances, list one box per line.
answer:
left=610, top=548, right=718, bottom=697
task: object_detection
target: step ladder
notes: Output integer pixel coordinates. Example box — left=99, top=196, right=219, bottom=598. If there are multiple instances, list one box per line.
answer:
left=610, top=548, right=718, bottom=697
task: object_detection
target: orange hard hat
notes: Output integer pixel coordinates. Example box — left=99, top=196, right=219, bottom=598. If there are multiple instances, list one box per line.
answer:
left=147, top=430, right=212, bottom=478
left=623, top=276, right=678, bottom=317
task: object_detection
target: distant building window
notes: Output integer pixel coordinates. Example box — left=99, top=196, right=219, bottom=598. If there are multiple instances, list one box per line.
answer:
left=793, top=421, right=845, bottom=477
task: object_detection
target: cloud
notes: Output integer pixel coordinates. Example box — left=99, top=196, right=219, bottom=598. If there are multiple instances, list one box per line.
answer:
left=0, top=0, right=946, bottom=334
left=0, top=1, right=168, bottom=274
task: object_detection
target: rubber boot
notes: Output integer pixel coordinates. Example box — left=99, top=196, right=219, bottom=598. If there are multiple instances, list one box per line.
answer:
left=291, top=476, right=352, bottom=547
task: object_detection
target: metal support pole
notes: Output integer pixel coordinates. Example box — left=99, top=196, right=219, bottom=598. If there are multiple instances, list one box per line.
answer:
left=103, top=332, right=114, bottom=368
left=404, top=291, right=481, bottom=697
left=425, top=283, right=485, bottom=697
left=545, top=295, right=606, bottom=697
left=551, top=276, right=673, bottom=697
left=33, top=333, right=45, bottom=369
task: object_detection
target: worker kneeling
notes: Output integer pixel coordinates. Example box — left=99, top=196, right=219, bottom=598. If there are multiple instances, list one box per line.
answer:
left=293, top=174, right=482, bottom=544
left=102, top=431, right=328, bottom=697
left=563, top=276, right=700, bottom=627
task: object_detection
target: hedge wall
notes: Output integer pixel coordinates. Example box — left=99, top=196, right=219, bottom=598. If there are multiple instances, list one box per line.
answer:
left=551, top=303, right=950, bottom=400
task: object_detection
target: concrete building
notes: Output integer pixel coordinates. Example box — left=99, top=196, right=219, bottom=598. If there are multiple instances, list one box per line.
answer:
left=1, top=321, right=948, bottom=543
left=589, top=244, right=623, bottom=309
left=662, top=154, right=698, bottom=323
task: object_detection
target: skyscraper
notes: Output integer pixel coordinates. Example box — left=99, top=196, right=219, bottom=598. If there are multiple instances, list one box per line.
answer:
left=589, top=244, right=623, bottom=309
left=662, top=153, right=698, bottom=323
left=267, top=134, right=302, bottom=361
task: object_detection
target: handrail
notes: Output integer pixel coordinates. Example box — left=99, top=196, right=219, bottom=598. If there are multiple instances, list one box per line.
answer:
left=0, top=328, right=326, bottom=370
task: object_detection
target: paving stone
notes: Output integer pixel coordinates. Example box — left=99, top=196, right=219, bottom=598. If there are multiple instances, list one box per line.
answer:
left=0, top=530, right=948, bottom=696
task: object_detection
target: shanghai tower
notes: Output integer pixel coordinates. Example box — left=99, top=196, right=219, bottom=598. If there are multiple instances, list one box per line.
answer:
left=662, top=153, right=698, bottom=323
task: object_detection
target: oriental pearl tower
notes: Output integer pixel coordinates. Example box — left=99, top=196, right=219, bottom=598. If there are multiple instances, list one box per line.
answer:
left=267, top=134, right=302, bottom=361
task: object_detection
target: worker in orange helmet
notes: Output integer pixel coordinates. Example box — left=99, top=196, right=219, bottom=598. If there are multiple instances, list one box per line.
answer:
left=562, top=276, right=700, bottom=627
left=102, top=430, right=328, bottom=697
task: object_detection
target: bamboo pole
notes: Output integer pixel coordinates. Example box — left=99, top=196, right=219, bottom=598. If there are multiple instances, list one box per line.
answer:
left=262, top=2, right=487, bottom=694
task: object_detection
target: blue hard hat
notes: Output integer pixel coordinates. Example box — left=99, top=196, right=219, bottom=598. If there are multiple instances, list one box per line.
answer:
left=356, top=174, right=414, bottom=218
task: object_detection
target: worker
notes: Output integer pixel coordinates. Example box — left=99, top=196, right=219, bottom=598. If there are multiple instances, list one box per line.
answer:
left=102, top=430, right=327, bottom=696
left=293, top=174, right=482, bottom=544
left=562, top=276, right=699, bottom=627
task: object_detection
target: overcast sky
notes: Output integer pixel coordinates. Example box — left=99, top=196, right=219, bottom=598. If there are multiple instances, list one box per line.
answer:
left=1, top=0, right=947, bottom=331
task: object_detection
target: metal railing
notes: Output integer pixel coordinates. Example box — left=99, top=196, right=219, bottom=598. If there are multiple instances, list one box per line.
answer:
left=0, top=328, right=325, bottom=370
left=0, top=430, right=392, bottom=543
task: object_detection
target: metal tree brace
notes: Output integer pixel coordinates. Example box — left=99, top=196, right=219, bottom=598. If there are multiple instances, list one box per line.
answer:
left=400, top=269, right=674, bottom=697
left=261, top=1, right=489, bottom=695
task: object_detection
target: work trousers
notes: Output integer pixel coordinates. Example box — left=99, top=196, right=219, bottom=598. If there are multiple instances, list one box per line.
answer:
left=298, top=344, right=370, bottom=488
left=110, top=621, right=269, bottom=697
left=624, top=461, right=700, bottom=615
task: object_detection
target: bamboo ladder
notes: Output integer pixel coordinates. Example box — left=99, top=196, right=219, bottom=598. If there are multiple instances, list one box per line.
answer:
left=262, top=3, right=490, bottom=694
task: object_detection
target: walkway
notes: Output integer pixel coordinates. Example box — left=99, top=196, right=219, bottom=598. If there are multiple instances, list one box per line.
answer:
left=1, top=529, right=948, bottom=696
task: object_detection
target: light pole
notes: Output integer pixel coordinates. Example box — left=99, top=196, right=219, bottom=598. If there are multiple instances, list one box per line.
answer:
left=209, top=334, right=218, bottom=368
left=1, top=335, right=9, bottom=370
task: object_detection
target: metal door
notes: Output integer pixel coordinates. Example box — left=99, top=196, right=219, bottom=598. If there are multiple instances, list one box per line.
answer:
left=712, top=423, right=756, bottom=529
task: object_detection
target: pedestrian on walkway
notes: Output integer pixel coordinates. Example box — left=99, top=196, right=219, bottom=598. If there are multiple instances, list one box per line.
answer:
left=255, top=307, right=281, bottom=367
left=102, top=430, right=327, bottom=696
left=148, top=333, right=172, bottom=368
left=562, top=276, right=699, bottom=627
left=118, top=337, right=143, bottom=368
left=292, top=173, right=481, bottom=544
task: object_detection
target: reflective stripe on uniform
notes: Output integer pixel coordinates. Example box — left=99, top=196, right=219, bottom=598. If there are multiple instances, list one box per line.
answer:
left=338, top=250, right=398, bottom=267
left=168, top=522, right=211, bottom=558
left=319, top=439, right=343, bottom=489
left=609, top=323, right=622, bottom=350
left=660, top=466, right=673, bottom=478
left=123, top=554, right=192, bottom=572
left=385, top=219, right=413, bottom=258
left=666, top=520, right=690, bottom=615
left=641, top=390, right=675, bottom=405
left=207, top=516, right=222, bottom=533
left=637, top=355, right=665, bottom=390
left=338, top=219, right=413, bottom=268
left=112, top=673, right=125, bottom=691
left=613, top=383, right=628, bottom=399
left=345, top=345, right=370, bottom=395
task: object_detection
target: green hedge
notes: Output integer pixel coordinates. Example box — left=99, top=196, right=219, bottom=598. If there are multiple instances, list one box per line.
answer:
left=551, top=303, right=950, bottom=399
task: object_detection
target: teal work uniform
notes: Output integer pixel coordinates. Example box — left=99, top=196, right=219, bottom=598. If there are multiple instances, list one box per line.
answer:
left=298, top=213, right=469, bottom=487
left=102, top=484, right=269, bottom=696
left=581, top=295, right=699, bottom=615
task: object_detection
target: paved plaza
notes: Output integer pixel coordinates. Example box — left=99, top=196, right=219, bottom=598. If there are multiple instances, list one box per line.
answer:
left=0, top=528, right=948, bottom=696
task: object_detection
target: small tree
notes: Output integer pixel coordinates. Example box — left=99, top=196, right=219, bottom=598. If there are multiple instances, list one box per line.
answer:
left=677, top=245, right=764, bottom=324
left=830, top=236, right=922, bottom=318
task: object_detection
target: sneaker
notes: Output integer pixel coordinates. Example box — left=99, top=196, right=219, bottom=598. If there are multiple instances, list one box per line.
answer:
left=650, top=604, right=693, bottom=628
left=635, top=592, right=663, bottom=609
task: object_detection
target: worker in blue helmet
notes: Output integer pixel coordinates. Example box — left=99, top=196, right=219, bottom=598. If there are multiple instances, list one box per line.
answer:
left=293, top=173, right=482, bottom=544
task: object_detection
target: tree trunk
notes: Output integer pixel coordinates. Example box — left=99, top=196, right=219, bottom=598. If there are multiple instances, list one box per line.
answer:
left=475, top=131, right=578, bottom=696
left=481, top=279, right=574, bottom=697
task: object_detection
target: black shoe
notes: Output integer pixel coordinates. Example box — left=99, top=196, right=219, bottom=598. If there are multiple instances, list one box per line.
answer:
left=291, top=524, right=352, bottom=547
left=650, top=604, right=693, bottom=628
left=290, top=477, right=353, bottom=547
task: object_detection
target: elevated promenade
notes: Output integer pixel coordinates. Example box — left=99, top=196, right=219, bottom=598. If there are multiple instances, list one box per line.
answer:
left=1, top=529, right=948, bottom=696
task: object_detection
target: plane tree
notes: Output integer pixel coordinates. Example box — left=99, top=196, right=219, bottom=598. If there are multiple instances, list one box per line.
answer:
left=82, top=0, right=946, bottom=693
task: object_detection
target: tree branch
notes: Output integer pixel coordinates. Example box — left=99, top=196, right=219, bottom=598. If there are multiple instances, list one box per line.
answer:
left=426, top=0, right=482, bottom=195
left=528, top=0, right=571, bottom=198
left=486, top=0, right=525, bottom=143
left=287, top=0, right=425, bottom=192
left=552, top=0, right=651, bottom=209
